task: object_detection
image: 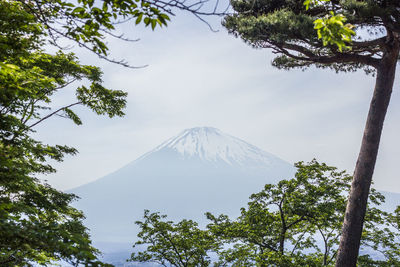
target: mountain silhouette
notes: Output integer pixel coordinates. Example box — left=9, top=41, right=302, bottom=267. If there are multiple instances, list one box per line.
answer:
left=70, top=127, right=294, bottom=244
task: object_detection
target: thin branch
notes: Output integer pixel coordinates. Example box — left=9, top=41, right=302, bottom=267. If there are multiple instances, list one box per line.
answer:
left=273, top=43, right=379, bottom=68
left=290, top=229, right=308, bottom=255
left=159, top=231, right=186, bottom=267
left=98, top=29, right=141, bottom=42
left=259, top=240, right=278, bottom=252
left=28, top=102, right=81, bottom=129
left=281, top=42, right=380, bottom=67
left=286, top=215, right=306, bottom=229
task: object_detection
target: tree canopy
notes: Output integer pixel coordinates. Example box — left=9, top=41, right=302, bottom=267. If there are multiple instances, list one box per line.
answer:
left=0, top=0, right=227, bottom=265
left=130, top=210, right=220, bottom=267
left=223, top=0, right=398, bottom=73
left=0, top=1, right=128, bottom=265
left=207, top=160, right=400, bottom=266
left=131, top=160, right=400, bottom=266
left=223, top=0, right=400, bottom=264
left=15, top=0, right=226, bottom=66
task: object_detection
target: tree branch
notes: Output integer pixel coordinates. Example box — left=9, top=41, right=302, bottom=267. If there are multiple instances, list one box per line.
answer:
left=279, top=42, right=380, bottom=67
left=28, top=102, right=82, bottom=129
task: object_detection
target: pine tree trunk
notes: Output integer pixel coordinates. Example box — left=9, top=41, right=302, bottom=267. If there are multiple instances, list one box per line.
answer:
left=335, top=43, right=399, bottom=266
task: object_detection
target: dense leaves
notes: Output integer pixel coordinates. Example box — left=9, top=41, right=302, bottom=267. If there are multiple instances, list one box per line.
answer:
left=130, top=210, right=220, bottom=267
left=207, top=161, right=347, bottom=266
left=304, top=1, right=355, bottom=51
left=207, top=160, right=400, bottom=266
left=14, top=0, right=170, bottom=66
left=132, top=161, right=400, bottom=266
left=0, top=0, right=127, bottom=265
left=223, top=0, right=400, bottom=72
left=0, top=0, right=228, bottom=265
left=15, top=0, right=227, bottom=66
left=223, top=0, right=400, bottom=264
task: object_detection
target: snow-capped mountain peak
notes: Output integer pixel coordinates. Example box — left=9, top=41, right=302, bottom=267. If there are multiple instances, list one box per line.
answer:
left=148, top=127, right=283, bottom=167
left=70, top=127, right=295, bottom=248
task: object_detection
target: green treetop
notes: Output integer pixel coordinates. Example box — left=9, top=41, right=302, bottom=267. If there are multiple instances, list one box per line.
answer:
left=130, top=210, right=220, bottom=267
left=223, top=0, right=397, bottom=72
left=207, top=160, right=400, bottom=267
left=1, top=0, right=226, bottom=265
left=0, top=1, right=126, bottom=265
left=131, top=160, right=400, bottom=266
left=223, top=0, right=400, bottom=265
left=206, top=160, right=400, bottom=266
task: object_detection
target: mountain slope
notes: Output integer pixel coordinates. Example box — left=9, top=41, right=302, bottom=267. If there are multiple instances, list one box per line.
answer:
left=147, top=127, right=286, bottom=168
left=70, top=127, right=294, bottom=245
left=69, top=127, right=400, bottom=265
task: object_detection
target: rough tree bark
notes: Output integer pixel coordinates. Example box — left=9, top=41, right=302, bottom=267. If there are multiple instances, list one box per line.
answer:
left=335, top=38, right=400, bottom=267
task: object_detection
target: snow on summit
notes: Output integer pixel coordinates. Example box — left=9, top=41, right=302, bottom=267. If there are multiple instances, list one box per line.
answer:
left=150, top=127, right=284, bottom=167
left=70, top=127, right=295, bottom=249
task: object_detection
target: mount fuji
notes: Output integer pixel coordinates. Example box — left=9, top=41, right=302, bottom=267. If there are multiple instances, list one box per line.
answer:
left=70, top=127, right=295, bottom=262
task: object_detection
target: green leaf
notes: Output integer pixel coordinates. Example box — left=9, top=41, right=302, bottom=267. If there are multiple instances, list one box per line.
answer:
left=72, top=7, right=85, bottom=13
left=135, top=13, right=143, bottom=25
left=64, top=108, right=82, bottom=125
left=151, top=19, right=156, bottom=30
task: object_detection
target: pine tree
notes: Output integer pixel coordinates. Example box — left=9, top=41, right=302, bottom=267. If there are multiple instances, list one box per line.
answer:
left=222, top=0, right=400, bottom=265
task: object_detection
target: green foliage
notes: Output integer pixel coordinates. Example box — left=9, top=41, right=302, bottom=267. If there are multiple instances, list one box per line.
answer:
left=304, top=0, right=355, bottom=52
left=206, top=160, right=346, bottom=266
left=1, top=0, right=223, bottom=265
left=130, top=210, right=220, bottom=267
left=303, top=0, right=330, bottom=10
left=223, top=0, right=399, bottom=72
left=224, top=2, right=399, bottom=263
left=313, top=12, right=355, bottom=52
left=206, top=160, right=400, bottom=266
left=16, top=0, right=170, bottom=58
left=357, top=203, right=400, bottom=266
left=132, top=160, right=400, bottom=266
left=0, top=0, right=135, bottom=265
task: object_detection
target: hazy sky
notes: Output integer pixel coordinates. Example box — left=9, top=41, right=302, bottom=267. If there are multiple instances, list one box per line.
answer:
left=35, top=12, right=400, bottom=192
